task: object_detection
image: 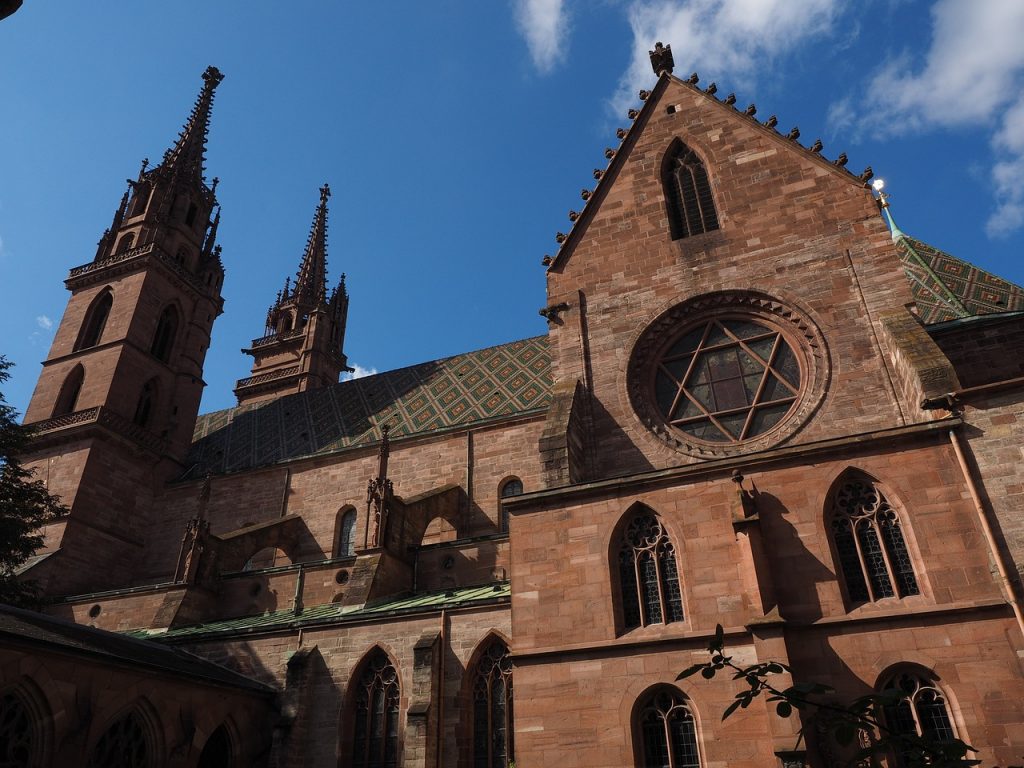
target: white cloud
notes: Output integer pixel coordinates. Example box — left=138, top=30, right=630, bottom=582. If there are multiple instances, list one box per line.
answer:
left=36, top=315, right=53, bottom=330
left=341, top=364, right=378, bottom=382
left=513, top=0, right=569, bottom=74
left=611, top=0, right=843, bottom=116
left=834, top=0, right=1024, bottom=236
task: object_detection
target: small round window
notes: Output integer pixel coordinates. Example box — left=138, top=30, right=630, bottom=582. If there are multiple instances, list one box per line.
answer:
left=654, top=318, right=800, bottom=444
left=628, top=291, right=830, bottom=458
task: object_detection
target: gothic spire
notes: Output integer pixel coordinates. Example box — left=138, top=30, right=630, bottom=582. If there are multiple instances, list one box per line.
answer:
left=159, top=66, right=224, bottom=188
left=293, top=184, right=331, bottom=305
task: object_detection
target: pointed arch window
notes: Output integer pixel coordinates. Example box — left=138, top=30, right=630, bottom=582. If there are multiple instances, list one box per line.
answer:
left=86, top=711, right=152, bottom=768
left=53, top=365, right=85, bottom=417
left=115, top=233, right=135, bottom=254
left=0, top=689, right=40, bottom=768
left=499, top=477, right=523, bottom=533
left=635, top=688, right=701, bottom=768
left=75, top=290, right=113, bottom=351
left=336, top=508, right=357, bottom=557
left=197, top=724, right=233, bottom=768
left=352, top=649, right=400, bottom=768
left=829, top=474, right=919, bottom=605
left=150, top=305, right=179, bottom=363
left=473, top=639, right=514, bottom=768
left=617, top=509, right=684, bottom=631
left=133, top=379, right=158, bottom=428
left=881, top=671, right=957, bottom=765
left=663, top=141, right=718, bottom=240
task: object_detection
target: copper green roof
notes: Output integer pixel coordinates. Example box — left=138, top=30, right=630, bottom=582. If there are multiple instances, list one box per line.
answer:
left=187, top=336, right=551, bottom=477
left=895, top=234, right=1024, bottom=324
left=130, top=583, right=510, bottom=642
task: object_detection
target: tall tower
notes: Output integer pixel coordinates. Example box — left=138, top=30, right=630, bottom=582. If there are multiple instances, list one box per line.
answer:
left=234, top=184, right=350, bottom=405
left=20, top=67, right=226, bottom=595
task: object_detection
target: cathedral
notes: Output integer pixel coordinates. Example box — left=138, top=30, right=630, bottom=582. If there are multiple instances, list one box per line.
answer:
left=5, top=45, right=1024, bottom=767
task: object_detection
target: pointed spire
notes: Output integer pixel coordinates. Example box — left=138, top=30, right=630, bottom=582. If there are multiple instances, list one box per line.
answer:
left=159, top=66, right=224, bottom=187
left=293, top=184, right=331, bottom=305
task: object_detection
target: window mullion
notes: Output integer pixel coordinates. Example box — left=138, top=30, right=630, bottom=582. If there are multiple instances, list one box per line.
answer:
left=850, top=519, right=877, bottom=602
left=634, top=551, right=646, bottom=626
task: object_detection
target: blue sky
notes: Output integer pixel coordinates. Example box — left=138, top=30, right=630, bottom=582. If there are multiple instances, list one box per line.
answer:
left=2, top=1, right=1023, bottom=417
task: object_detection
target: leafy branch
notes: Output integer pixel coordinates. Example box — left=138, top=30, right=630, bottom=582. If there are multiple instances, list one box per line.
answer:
left=677, top=625, right=993, bottom=768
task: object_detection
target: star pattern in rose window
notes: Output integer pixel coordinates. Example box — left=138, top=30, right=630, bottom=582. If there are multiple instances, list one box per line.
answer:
left=654, top=318, right=801, bottom=443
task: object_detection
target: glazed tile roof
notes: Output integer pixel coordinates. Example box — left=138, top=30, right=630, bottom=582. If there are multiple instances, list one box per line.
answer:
left=187, top=336, right=551, bottom=477
left=0, top=604, right=271, bottom=693
left=896, top=234, right=1024, bottom=324
left=131, top=582, right=510, bottom=642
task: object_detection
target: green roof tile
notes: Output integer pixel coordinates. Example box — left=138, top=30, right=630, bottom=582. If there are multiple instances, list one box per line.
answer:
left=130, top=583, right=510, bottom=642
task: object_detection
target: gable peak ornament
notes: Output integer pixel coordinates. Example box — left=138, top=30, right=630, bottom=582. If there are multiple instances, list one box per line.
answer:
left=649, top=42, right=674, bottom=76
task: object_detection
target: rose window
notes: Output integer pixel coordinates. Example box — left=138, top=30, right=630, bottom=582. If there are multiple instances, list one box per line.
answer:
left=653, top=318, right=801, bottom=444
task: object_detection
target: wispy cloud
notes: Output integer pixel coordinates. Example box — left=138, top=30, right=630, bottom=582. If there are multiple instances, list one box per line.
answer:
left=341, top=364, right=378, bottom=382
left=831, top=0, right=1024, bottom=236
left=611, top=0, right=843, bottom=116
left=36, top=315, right=53, bottom=330
left=513, top=0, right=569, bottom=74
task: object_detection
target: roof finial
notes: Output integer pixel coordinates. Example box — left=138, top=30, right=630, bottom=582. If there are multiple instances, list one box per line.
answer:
left=158, top=66, right=224, bottom=188
left=649, top=42, right=674, bottom=76
left=293, top=183, right=331, bottom=304
left=872, top=178, right=904, bottom=242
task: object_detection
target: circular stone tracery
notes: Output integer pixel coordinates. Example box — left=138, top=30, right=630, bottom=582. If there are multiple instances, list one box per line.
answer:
left=628, top=292, right=829, bottom=457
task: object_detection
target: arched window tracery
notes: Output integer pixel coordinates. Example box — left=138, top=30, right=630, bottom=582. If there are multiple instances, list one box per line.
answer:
left=617, top=509, right=684, bottom=631
left=635, top=688, right=701, bottom=768
left=352, top=649, right=400, bottom=768
left=86, top=710, right=152, bottom=768
left=662, top=141, right=718, bottom=240
left=472, top=638, right=514, bottom=768
left=0, top=689, right=39, bottom=768
left=829, top=473, right=919, bottom=605
left=881, top=670, right=957, bottom=765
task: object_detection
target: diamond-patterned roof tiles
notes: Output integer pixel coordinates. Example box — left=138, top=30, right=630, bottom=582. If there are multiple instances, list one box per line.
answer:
left=896, top=235, right=1024, bottom=324
left=187, top=336, right=551, bottom=477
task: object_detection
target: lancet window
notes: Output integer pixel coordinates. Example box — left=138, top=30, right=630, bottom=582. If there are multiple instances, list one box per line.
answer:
left=197, top=725, right=233, bottom=768
left=352, top=649, right=400, bottom=768
left=617, top=509, right=684, bottom=630
left=336, top=508, right=356, bottom=557
left=635, top=688, right=701, bottom=768
left=133, top=379, right=158, bottom=428
left=499, top=477, right=523, bottom=533
left=472, top=639, right=514, bottom=768
left=150, top=305, right=179, bottom=363
left=75, top=290, right=113, bottom=351
left=829, top=474, right=919, bottom=604
left=663, top=141, right=718, bottom=240
left=53, top=365, right=85, bottom=418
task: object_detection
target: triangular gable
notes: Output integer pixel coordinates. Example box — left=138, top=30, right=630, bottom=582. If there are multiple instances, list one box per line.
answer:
left=896, top=234, right=1024, bottom=324
left=547, top=72, right=871, bottom=273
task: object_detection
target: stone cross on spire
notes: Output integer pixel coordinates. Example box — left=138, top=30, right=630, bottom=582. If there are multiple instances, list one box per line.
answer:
left=293, top=183, right=331, bottom=305
left=159, top=66, right=224, bottom=187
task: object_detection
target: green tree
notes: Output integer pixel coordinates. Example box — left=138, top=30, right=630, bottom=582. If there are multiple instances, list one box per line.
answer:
left=0, top=356, right=63, bottom=606
left=678, top=625, right=996, bottom=768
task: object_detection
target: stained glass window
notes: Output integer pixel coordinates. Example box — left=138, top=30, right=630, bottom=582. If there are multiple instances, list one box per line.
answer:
left=619, top=511, right=685, bottom=630
left=86, top=711, right=151, bottom=768
left=663, top=142, right=719, bottom=240
left=636, top=689, right=701, bottom=768
left=352, top=650, right=400, bottom=768
left=653, top=319, right=800, bottom=444
left=337, top=508, right=357, bottom=557
left=473, top=639, right=514, bottom=768
left=830, top=475, right=919, bottom=605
